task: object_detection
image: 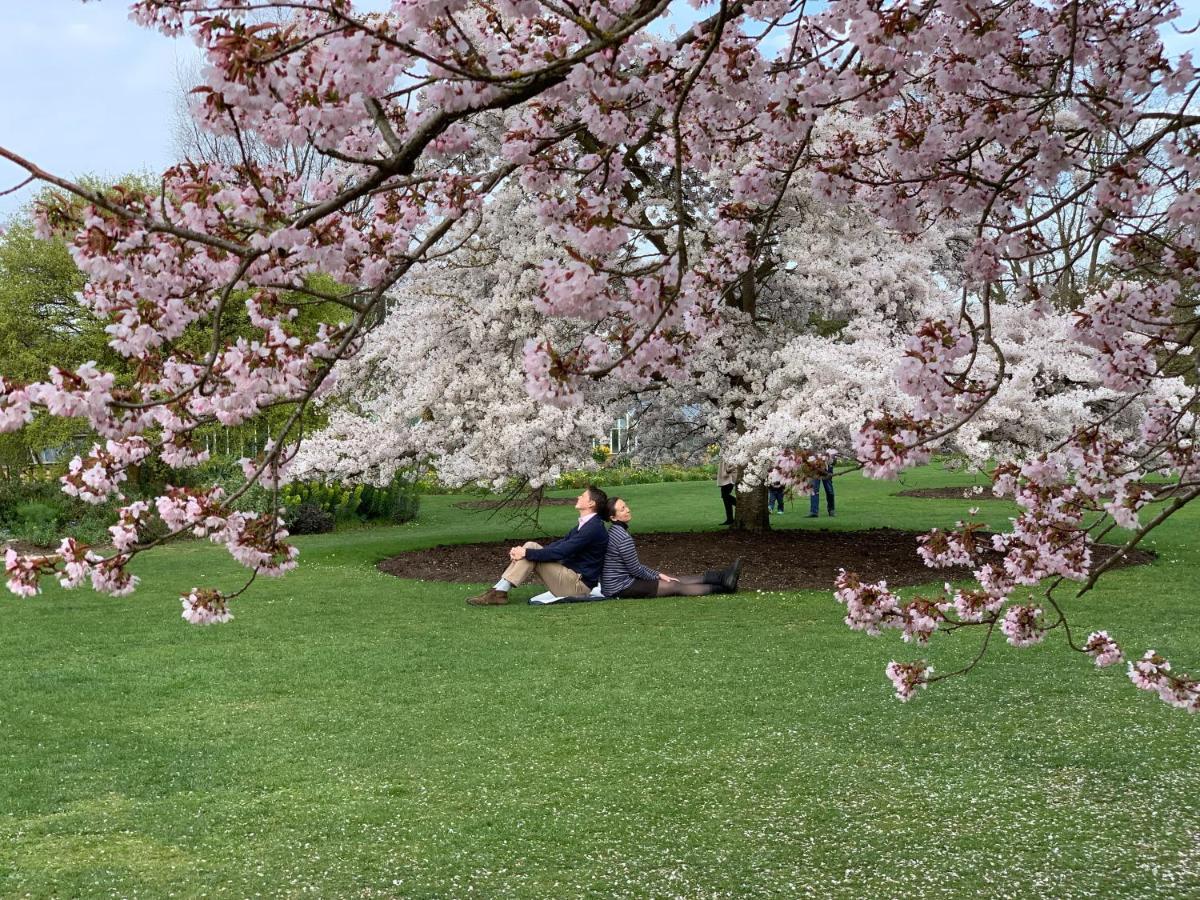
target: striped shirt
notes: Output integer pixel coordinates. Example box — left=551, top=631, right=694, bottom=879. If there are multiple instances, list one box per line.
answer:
left=600, top=523, right=660, bottom=597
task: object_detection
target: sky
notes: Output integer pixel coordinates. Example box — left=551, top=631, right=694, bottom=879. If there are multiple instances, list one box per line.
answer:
left=1, top=0, right=1199, bottom=222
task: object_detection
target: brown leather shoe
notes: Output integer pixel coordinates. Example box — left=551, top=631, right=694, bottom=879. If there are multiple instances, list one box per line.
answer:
left=466, top=588, right=509, bottom=606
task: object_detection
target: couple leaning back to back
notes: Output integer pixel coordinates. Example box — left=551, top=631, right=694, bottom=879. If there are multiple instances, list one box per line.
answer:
left=466, top=485, right=744, bottom=606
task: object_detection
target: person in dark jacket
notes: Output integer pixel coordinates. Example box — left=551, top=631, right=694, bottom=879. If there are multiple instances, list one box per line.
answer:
left=466, top=485, right=610, bottom=605
left=600, top=497, right=743, bottom=598
left=807, top=450, right=836, bottom=517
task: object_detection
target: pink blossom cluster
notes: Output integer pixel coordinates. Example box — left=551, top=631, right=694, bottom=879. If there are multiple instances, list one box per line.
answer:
left=916, top=524, right=984, bottom=569
left=899, top=597, right=944, bottom=645
left=1084, top=631, right=1124, bottom=669
left=0, top=376, right=33, bottom=432
left=55, top=538, right=96, bottom=589
left=833, top=571, right=946, bottom=645
left=4, top=548, right=57, bottom=598
left=61, top=437, right=153, bottom=504
left=154, top=487, right=298, bottom=576
left=771, top=449, right=835, bottom=493
left=852, top=411, right=935, bottom=478
left=1128, top=651, right=1200, bottom=713
left=999, top=605, right=1047, bottom=648
left=1072, top=281, right=1181, bottom=392
left=896, top=319, right=974, bottom=418
left=181, top=588, right=233, bottom=625
left=885, top=660, right=933, bottom=703
left=946, top=587, right=1004, bottom=624
left=109, top=501, right=152, bottom=553
left=5, top=540, right=137, bottom=598
left=834, top=569, right=901, bottom=637
left=217, top=513, right=299, bottom=577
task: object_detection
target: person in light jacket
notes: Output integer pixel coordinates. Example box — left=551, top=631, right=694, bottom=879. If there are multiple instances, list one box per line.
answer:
left=717, top=456, right=737, bottom=525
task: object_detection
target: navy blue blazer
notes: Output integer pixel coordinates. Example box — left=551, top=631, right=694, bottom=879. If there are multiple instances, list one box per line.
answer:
left=524, top=515, right=609, bottom=588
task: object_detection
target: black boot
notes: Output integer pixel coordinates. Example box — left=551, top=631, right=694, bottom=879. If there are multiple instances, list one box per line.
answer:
left=718, top=557, right=743, bottom=593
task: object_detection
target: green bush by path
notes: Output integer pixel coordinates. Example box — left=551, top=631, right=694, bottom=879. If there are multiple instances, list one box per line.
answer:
left=0, top=467, right=1198, bottom=897
left=415, top=461, right=720, bottom=495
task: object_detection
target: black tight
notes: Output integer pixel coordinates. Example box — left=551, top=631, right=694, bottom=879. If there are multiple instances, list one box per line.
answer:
left=619, top=575, right=721, bottom=599
left=720, top=484, right=737, bottom=521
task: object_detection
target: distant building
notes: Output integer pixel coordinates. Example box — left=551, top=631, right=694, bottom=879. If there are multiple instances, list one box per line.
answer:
left=595, top=413, right=637, bottom=455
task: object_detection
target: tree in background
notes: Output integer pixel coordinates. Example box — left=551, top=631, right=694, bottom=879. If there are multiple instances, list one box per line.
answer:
left=291, top=182, right=619, bottom=490
left=0, top=213, right=97, bottom=474
left=0, top=190, right=346, bottom=480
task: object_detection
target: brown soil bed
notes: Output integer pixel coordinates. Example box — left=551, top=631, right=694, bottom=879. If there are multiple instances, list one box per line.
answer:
left=453, top=497, right=576, bottom=511
left=2, top=539, right=57, bottom=555
left=377, top=527, right=1154, bottom=591
left=897, top=487, right=1000, bottom=500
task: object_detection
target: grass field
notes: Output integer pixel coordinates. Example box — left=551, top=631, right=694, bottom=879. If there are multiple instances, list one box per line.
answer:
left=1, top=464, right=1198, bottom=898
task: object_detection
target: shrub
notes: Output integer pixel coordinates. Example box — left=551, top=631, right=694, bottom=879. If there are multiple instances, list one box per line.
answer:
left=10, top=501, right=64, bottom=547
left=279, top=474, right=420, bottom=528
left=390, top=486, right=420, bottom=524
left=550, top=463, right=716, bottom=490
left=286, top=502, right=334, bottom=535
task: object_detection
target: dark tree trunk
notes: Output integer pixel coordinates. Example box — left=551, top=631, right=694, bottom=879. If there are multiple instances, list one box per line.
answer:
left=725, top=234, right=771, bottom=532
left=733, top=481, right=770, bottom=532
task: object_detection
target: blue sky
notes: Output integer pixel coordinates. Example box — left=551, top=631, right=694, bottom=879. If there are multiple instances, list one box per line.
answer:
left=1, top=0, right=1198, bottom=222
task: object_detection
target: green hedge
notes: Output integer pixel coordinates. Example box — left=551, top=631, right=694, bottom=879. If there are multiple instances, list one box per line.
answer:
left=0, top=473, right=161, bottom=548
left=280, top=476, right=420, bottom=526
left=554, top=463, right=716, bottom=489
left=415, top=463, right=719, bottom=495
left=0, top=463, right=422, bottom=549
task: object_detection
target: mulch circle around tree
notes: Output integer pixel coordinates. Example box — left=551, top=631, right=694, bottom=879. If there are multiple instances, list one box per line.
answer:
left=377, top=527, right=1154, bottom=592
left=452, top=497, right=576, bottom=511
left=897, top=487, right=998, bottom=500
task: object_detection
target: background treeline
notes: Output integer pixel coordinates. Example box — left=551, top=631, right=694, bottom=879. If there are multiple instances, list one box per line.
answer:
left=0, top=190, right=720, bottom=547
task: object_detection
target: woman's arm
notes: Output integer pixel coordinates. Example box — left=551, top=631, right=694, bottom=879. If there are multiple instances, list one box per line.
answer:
left=612, top=528, right=660, bottom=582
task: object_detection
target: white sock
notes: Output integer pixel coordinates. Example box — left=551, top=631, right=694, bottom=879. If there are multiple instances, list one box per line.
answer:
left=528, top=591, right=558, bottom=605
left=494, top=579, right=513, bottom=591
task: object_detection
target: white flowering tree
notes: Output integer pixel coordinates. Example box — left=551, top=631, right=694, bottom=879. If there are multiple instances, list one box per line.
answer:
left=1, top=0, right=1198, bottom=709
left=290, top=183, right=621, bottom=490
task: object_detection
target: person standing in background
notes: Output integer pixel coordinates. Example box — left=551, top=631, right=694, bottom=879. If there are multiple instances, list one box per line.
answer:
left=808, top=450, right=836, bottom=518
left=717, top=456, right=737, bottom=526
left=767, top=472, right=786, bottom=515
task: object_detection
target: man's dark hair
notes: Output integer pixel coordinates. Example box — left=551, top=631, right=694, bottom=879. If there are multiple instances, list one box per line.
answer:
left=586, top=484, right=609, bottom=517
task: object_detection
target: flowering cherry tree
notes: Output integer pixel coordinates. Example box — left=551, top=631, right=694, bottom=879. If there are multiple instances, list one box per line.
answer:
left=289, top=182, right=622, bottom=489
left=1, top=0, right=1198, bottom=711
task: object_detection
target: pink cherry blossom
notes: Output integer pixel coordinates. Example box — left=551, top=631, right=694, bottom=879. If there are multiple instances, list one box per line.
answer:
left=885, top=660, right=933, bottom=703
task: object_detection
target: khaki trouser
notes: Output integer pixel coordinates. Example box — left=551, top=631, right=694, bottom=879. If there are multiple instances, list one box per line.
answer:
left=501, top=542, right=589, bottom=597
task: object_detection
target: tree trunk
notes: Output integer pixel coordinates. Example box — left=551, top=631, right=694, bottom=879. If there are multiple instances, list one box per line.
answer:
left=733, top=481, right=770, bottom=532
left=725, top=232, right=770, bottom=532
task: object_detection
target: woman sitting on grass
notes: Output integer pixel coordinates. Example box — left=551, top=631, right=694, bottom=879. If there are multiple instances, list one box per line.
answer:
left=601, top=497, right=743, bottom=598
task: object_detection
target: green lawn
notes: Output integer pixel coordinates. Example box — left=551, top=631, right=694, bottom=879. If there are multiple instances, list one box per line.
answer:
left=1, top=466, right=1198, bottom=898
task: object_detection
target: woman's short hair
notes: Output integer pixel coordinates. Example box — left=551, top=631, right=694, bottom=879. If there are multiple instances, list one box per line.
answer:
left=604, top=495, right=623, bottom=522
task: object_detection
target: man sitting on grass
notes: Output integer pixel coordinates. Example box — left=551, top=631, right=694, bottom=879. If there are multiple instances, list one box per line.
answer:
left=466, top=485, right=610, bottom=606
